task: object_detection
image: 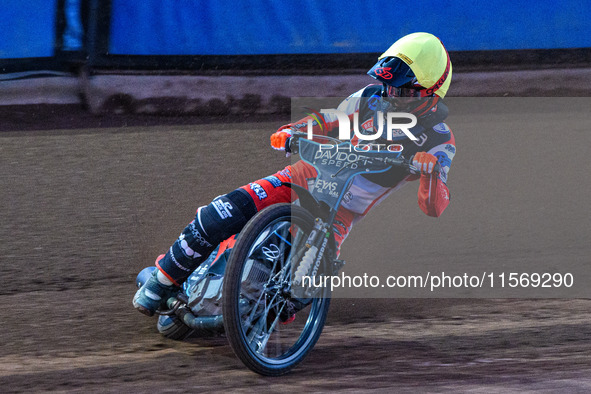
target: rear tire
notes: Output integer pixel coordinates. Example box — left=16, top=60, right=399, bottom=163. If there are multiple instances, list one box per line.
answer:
left=223, top=203, right=331, bottom=376
left=157, top=315, right=193, bottom=340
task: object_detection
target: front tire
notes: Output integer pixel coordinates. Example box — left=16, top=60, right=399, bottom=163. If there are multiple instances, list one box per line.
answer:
left=222, top=204, right=331, bottom=376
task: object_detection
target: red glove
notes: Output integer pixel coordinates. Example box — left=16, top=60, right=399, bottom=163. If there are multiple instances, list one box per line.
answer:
left=412, top=152, right=438, bottom=174
left=270, top=127, right=293, bottom=151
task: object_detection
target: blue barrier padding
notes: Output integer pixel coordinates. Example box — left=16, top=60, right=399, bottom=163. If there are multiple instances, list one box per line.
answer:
left=0, top=1, right=58, bottom=59
left=109, top=0, right=591, bottom=55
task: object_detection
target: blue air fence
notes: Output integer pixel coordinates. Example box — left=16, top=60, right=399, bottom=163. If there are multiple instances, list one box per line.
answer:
left=0, top=1, right=58, bottom=59
left=0, top=0, right=89, bottom=73
left=1, top=0, right=591, bottom=73
left=109, top=0, right=591, bottom=55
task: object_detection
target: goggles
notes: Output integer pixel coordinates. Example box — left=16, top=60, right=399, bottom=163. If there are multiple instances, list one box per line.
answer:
left=386, top=86, right=422, bottom=97
left=385, top=78, right=431, bottom=98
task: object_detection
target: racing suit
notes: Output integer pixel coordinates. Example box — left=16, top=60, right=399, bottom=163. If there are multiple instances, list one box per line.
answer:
left=155, top=84, right=456, bottom=286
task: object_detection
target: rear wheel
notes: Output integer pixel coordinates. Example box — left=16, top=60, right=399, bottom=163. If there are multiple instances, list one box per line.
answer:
left=222, top=203, right=331, bottom=376
left=157, top=315, right=193, bottom=340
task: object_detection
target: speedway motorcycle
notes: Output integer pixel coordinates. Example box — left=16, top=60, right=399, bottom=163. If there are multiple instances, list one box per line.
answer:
left=136, top=132, right=424, bottom=375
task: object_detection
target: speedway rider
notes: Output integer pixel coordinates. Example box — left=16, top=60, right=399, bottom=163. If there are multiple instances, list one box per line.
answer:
left=134, top=32, right=457, bottom=317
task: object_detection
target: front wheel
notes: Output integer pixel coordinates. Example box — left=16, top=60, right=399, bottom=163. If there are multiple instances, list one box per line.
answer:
left=222, top=204, right=331, bottom=376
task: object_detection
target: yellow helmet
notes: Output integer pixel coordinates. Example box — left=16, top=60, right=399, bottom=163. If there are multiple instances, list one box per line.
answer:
left=367, top=32, right=452, bottom=98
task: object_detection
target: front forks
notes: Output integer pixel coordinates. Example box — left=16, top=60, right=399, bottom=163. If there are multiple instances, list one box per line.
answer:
left=291, top=217, right=345, bottom=298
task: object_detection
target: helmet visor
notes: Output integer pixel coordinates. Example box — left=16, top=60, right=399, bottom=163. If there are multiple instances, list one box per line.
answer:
left=367, top=57, right=415, bottom=87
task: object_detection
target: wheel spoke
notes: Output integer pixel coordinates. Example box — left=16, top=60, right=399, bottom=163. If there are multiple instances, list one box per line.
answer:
left=244, top=292, right=285, bottom=352
left=256, top=303, right=285, bottom=355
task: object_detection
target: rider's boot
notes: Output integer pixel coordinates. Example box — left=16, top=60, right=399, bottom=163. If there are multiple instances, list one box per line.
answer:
left=133, top=256, right=179, bottom=317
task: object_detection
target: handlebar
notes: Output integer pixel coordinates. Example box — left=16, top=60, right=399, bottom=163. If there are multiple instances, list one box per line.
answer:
left=286, top=132, right=441, bottom=175
left=286, top=132, right=342, bottom=153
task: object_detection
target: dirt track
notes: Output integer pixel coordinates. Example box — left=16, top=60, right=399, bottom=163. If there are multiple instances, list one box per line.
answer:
left=1, top=101, right=591, bottom=392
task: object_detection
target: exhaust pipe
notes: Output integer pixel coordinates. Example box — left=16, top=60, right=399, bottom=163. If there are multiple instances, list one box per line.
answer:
left=177, top=307, right=224, bottom=336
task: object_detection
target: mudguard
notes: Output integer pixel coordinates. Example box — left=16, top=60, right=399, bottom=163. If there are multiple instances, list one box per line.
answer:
left=281, top=182, right=330, bottom=220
